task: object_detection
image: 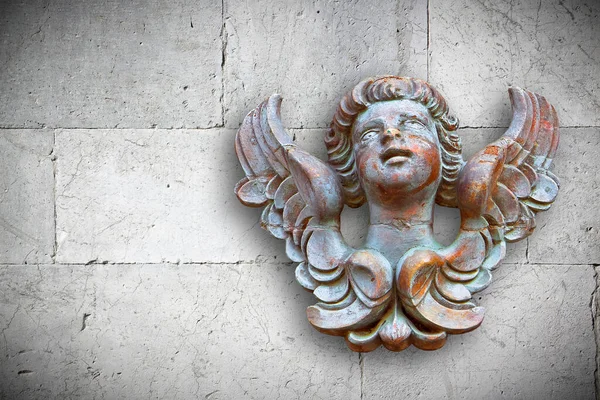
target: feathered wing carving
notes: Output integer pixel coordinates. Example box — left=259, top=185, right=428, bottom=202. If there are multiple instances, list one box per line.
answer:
left=234, top=95, right=394, bottom=336
left=457, top=87, right=560, bottom=239
left=397, top=87, right=560, bottom=337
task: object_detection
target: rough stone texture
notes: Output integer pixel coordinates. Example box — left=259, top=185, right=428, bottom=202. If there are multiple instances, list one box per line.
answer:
left=363, top=263, right=596, bottom=399
left=55, top=129, right=289, bottom=264
left=430, top=0, right=600, bottom=128
left=0, top=263, right=360, bottom=400
left=0, top=263, right=593, bottom=399
left=0, top=0, right=222, bottom=128
left=223, top=0, right=427, bottom=129
left=0, top=0, right=598, bottom=398
left=527, top=128, right=600, bottom=264
left=0, top=130, right=54, bottom=264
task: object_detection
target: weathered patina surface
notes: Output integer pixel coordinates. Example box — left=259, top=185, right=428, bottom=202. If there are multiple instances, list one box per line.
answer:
left=234, top=76, right=559, bottom=352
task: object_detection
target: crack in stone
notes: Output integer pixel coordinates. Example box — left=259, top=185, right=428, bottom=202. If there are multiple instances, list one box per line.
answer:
left=80, top=313, right=91, bottom=332
left=219, top=0, right=227, bottom=128
left=51, top=129, right=57, bottom=264
left=426, top=0, right=430, bottom=81
left=359, top=352, right=364, bottom=400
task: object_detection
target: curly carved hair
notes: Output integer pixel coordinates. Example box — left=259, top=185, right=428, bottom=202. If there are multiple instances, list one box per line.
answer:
left=324, top=76, right=464, bottom=208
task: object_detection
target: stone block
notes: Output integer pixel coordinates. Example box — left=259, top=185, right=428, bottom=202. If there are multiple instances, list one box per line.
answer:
left=0, top=130, right=54, bottom=263
left=224, top=0, right=427, bottom=129
left=0, top=263, right=360, bottom=399
left=362, top=263, right=596, bottom=399
left=430, top=0, right=600, bottom=127
left=55, top=128, right=293, bottom=263
left=0, top=0, right=222, bottom=128
left=527, top=128, right=600, bottom=264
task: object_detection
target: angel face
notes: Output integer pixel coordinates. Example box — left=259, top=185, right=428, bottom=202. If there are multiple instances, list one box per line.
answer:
left=352, top=99, right=442, bottom=206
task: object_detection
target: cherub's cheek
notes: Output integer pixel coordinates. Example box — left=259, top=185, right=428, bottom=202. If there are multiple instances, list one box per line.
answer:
left=362, top=158, right=379, bottom=176
left=422, top=147, right=439, bottom=166
left=356, top=150, right=379, bottom=168
left=357, top=155, right=382, bottom=184
left=413, top=140, right=441, bottom=166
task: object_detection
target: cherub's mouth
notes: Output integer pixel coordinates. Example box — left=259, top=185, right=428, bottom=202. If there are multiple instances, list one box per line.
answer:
left=381, top=147, right=413, bottom=165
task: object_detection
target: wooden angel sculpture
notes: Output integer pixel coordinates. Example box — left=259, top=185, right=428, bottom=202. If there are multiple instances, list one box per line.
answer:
left=234, top=76, right=559, bottom=352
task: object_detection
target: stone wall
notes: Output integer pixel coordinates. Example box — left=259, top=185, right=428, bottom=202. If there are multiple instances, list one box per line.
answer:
left=0, top=0, right=598, bottom=398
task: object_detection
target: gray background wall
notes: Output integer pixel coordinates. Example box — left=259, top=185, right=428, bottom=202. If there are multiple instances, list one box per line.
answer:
left=0, top=0, right=598, bottom=398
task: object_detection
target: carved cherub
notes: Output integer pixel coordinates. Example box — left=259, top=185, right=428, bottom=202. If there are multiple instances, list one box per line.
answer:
left=234, top=76, right=559, bottom=352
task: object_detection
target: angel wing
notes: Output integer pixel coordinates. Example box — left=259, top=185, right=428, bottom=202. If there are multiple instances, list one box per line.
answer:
left=457, top=87, right=560, bottom=237
left=234, top=95, right=393, bottom=335
left=397, top=87, right=560, bottom=334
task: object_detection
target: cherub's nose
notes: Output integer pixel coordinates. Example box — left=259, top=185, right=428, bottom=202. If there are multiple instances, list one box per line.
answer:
left=381, top=128, right=402, bottom=143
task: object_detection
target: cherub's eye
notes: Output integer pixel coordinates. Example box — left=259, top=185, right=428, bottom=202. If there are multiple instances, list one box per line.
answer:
left=361, top=130, right=378, bottom=143
left=403, top=119, right=426, bottom=128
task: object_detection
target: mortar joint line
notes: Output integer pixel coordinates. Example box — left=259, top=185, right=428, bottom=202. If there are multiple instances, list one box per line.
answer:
left=591, top=265, right=599, bottom=398
left=0, top=261, right=299, bottom=267
left=0, top=125, right=599, bottom=131
left=220, top=0, right=227, bottom=128
left=426, top=0, right=430, bottom=81
left=2, top=261, right=599, bottom=267
left=51, top=129, right=57, bottom=264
